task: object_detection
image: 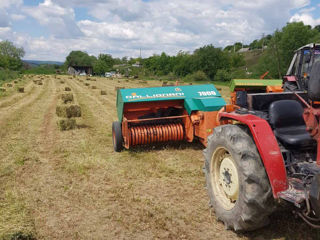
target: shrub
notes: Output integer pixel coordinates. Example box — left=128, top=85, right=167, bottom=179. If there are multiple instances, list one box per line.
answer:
left=214, top=69, right=231, bottom=82
left=184, top=71, right=209, bottom=82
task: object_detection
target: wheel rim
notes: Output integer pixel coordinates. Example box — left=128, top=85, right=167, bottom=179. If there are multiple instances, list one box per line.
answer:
left=210, top=147, right=239, bottom=210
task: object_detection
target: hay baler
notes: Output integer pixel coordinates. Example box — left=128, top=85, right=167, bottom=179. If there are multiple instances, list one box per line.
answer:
left=112, top=84, right=226, bottom=151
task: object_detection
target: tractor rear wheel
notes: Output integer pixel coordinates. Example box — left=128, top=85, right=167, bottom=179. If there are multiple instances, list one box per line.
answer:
left=112, top=121, right=123, bottom=152
left=204, top=125, right=275, bottom=231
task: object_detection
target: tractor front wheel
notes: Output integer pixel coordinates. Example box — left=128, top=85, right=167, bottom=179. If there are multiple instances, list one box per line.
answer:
left=112, top=121, right=123, bottom=152
left=204, top=125, right=275, bottom=231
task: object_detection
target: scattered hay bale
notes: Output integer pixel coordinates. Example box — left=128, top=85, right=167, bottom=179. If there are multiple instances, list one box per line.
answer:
left=125, top=80, right=129, bottom=82
left=189, top=83, right=193, bottom=85
left=86, top=77, right=91, bottom=81
left=17, top=87, right=24, bottom=93
left=14, top=80, right=18, bottom=84
left=90, top=78, right=96, bottom=81
left=140, top=80, right=147, bottom=84
left=101, top=90, right=107, bottom=95
left=60, top=93, right=74, bottom=103
left=60, top=80, right=65, bottom=84
left=117, top=80, right=120, bottom=83
left=216, top=87, right=222, bottom=91
left=6, top=83, right=13, bottom=87
left=85, top=83, right=90, bottom=86
left=57, top=118, right=77, bottom=131
left=91, top=86, right=97, bottom=89
left=65, top=87, right=71, bottom=91
left=79, top=80, right=83, bottom=82
left=38, top=81, right=43, bottom=85
left=0, top=87, right=6, bottom=92
left=56, top=104, right=81, bottom=118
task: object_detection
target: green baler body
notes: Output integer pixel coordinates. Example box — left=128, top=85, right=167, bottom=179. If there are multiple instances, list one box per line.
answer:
left=116, top=84, right=226, bottom=122
left=230, top=79, right=283, bottom=92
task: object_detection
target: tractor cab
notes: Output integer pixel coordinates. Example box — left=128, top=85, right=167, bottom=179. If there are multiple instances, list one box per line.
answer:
left=284, top=43, right=320, bottom=91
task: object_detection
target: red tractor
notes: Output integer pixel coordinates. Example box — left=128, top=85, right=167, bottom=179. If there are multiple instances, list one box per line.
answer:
left=204, top=51, right=320, bottom=231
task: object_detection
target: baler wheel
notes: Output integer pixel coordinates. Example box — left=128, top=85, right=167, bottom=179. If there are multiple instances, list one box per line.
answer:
left=112, top=121, right=123, bottom=152
left=204, top=125, right=275, bottom=231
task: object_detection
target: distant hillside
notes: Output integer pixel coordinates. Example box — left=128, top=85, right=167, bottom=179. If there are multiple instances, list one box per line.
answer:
left=23, top=60, right=64, bottom=67
left=242, top=49, right=264, bottom=69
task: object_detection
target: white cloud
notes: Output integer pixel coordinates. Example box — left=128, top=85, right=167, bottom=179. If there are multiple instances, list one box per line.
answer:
left=23, top=0, right=83, bottom=38
left=290, top=13, right=320, bottom=27
left=1, top=0, right=318, bottom=61
left=11, top=14, right=26, bottom=21
left=0, top=0, right=22, bottom=9
left=0, top=9, right=9, bottom=27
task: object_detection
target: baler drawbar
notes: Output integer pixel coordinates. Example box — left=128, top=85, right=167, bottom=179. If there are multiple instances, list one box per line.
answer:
left=112, top=84, right=226, bottom=151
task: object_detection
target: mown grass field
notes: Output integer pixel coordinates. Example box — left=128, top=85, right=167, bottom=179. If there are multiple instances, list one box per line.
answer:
left=0, top=75, right=319, bottom=239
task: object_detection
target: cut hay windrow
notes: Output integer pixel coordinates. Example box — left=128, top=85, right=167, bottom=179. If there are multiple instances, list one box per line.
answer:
left=56, top=104, right=81, bottom=118
left=65, top=87, right=71, bottom=91
left=101, top=90, right=107, bottom=95
left=57, top=118, right=77, bottom=131
left=60, top=93, right=74, bottom=103
left=18, top=87, right=24, bottom=93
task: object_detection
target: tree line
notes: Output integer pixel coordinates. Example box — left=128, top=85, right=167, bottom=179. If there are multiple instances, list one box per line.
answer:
left=65, top=22, right=320, bottom=81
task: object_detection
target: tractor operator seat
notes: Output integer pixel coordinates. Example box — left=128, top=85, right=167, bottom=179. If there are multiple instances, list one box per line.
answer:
left=269, top=100, right=316, bottom=149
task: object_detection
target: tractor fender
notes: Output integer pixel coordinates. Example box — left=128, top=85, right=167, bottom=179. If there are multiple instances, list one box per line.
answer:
left=219, top=112, right=288, bottom=198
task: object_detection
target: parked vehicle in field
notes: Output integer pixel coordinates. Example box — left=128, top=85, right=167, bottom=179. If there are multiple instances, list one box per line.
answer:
left=204, top=54, right=320, bottom=231
left=112, top=84, right=226, bottom=151
left=283, top=43, right=320, bottom=91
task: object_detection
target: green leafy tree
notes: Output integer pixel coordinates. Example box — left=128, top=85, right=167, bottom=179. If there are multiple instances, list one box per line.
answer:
left=93, top=54, right=115, bottom=75
left=193, top=45, right=231, bottom=80
left=65, top=51, right=97, bottom=67
left=0, top=40, right=25, bottom=70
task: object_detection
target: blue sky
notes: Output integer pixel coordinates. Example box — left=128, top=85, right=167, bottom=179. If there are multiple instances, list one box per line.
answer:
left=0, top=0, right=319, bottom=61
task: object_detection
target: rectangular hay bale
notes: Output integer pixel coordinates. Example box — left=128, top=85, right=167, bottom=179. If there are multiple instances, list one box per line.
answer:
left=57, top=118, right=76, bottom=131
left=18, top=87, right=24, bottom=93
left=60, top=93, right=74, bottom=103
left=56, top=104, right=81, bottom=118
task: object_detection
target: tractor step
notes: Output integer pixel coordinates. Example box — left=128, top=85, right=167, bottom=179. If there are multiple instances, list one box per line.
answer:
left=278, top=178, right=306, bottom=208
